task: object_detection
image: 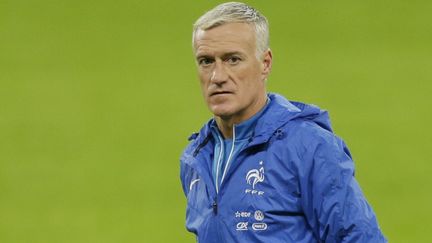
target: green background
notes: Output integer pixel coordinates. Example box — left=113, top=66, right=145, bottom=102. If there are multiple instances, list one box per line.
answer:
left=1, top=0, right=431, bottom=242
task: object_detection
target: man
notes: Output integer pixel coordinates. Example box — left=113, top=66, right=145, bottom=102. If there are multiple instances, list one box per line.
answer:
left=180, top=2, right=386, bottom=242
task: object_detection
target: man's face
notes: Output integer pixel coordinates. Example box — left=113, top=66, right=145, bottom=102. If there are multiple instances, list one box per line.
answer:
left=193, top=23, right=272, bottom=123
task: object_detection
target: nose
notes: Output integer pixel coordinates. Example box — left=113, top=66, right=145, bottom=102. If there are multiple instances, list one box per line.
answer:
left=210, top=61, right=228, bottom=85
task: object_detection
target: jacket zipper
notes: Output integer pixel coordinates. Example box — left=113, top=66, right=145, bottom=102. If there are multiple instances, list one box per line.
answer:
left=214, top=126, right=236, bottom=215
left=212, top=199, right=218, bottom=215
left=191, top=126, right=264, bottom=216
left=220, top=126, right=236, bottom=186
left=215, top=134, right=224, bottom=194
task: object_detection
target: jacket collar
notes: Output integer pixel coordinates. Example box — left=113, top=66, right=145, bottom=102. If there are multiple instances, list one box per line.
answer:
left=189, top=93, right=312, bottom=155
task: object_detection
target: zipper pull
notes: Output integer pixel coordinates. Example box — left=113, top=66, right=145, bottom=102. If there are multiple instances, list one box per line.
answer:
left=212, top=200, right=218, bottom=215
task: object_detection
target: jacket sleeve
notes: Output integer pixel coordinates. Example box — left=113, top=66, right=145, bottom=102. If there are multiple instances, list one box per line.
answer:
left=180, top=158, right=191, bottom=197
left=298, top=132, right=386, bottom=242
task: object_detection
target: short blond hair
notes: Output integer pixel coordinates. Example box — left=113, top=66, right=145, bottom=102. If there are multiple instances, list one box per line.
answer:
left=192, top=2, right=269, bottom=58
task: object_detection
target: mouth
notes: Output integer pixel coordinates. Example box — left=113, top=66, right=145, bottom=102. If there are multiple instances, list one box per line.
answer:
left=210, top=91, right=233, bottom=97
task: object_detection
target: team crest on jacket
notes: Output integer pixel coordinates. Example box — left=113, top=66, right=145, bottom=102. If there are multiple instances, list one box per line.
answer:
left=245, top=160, right=265, bottom=196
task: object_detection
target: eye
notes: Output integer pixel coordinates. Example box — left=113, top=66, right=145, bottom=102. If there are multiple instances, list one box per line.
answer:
left=198, top=58, right=214, bottom=66
left=227, top=56, right=241, bottom=65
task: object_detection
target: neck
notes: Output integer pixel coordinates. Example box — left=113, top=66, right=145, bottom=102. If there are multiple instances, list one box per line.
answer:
left=215, top=94, right=267, bottom=139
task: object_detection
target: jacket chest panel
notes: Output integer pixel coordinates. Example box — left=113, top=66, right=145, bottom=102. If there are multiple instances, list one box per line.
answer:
left=186, top=148, right=304, bottom=235
left=219, top=150, right=302, bottom=214
left=186, top=171, right=212, bottom=211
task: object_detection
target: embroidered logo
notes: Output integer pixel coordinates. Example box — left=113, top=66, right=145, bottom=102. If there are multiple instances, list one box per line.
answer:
left=254, top=210, right=264, bottom=221
left=252, top=223, right=267, bottom=231
left=236, top=222, right=248, bottom=231
left=189, top=178, right=200, bottom=191
left=235, top=211, right=251, bottom=218
left=246, top=167, right=264, bottom=189
left=245, top=161, right=265, bottom=196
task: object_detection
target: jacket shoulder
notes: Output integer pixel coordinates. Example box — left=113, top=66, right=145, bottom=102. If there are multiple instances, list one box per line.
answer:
left=284, top=118, right=336, bottom=146
left=180, top=119, right=213, bottom=158
left=275, top=117, right=351, bottom=167
left=181, top=134, right=200, bottom=160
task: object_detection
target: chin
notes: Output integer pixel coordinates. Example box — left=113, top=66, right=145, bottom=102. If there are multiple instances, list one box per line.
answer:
left=211, top=110, right=234, bottom=118
left=209, top=105, right=235, bottom=118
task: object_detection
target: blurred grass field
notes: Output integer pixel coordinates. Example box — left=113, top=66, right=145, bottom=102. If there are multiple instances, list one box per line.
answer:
left=1, top=0, right=431, bottom=242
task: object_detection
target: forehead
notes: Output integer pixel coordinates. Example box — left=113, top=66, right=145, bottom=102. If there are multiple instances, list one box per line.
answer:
left=194, top=22, right=256, bottom=56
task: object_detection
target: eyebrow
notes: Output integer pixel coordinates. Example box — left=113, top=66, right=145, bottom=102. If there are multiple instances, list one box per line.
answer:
left=221, top=52, right=243, bottom=59
left=196, top=54, right=213, bottom=61
left=196, top=52, right=244, bottom=60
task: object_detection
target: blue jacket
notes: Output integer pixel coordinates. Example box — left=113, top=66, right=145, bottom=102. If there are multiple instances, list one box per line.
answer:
left=180, top=93, right=386, bottom=242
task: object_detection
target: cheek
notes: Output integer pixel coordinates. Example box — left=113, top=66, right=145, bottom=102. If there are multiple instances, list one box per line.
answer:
left=198, top=72, right=211, bottom=99
left=237, top=62, right=262, bottom=84
left=198, top=72, right=208, bottom=87
left=238, top=72, right=261, bottom=91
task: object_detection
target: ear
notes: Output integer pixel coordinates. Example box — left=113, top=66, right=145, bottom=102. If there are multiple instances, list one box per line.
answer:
left=261, top=49, right=273, bottom=79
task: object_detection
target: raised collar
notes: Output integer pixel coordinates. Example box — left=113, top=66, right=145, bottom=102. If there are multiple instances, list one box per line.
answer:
left=210, top=98, right=270, bottom=141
